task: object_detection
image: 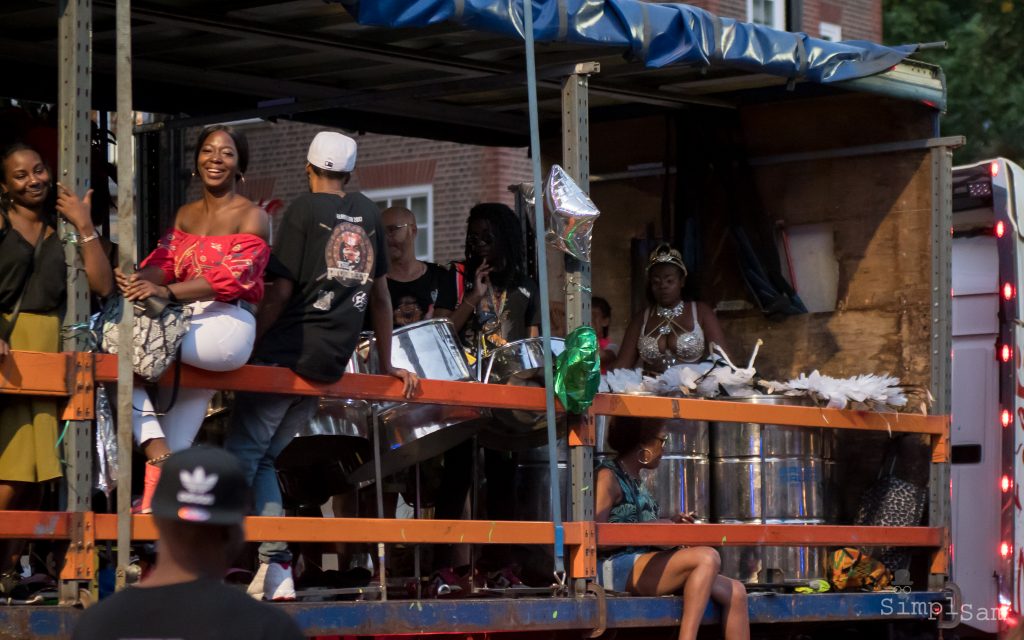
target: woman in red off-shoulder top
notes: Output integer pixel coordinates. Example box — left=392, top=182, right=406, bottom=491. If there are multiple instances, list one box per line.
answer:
left=117, top=125, right=270, bottom=512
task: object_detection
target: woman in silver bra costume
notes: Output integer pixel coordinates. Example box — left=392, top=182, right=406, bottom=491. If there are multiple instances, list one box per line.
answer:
left=612, top=244, right=727, bottom=374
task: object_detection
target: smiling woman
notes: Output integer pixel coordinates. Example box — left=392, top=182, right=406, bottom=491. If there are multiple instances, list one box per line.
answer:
left=119, top=124, right=271, bottom=514
left=0, top=142, right=113, bottom=597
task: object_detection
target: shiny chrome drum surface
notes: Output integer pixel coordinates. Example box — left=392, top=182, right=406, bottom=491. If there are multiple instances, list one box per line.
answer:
left=275, top=398, right=373, bottom=507
left=513, top=441, right=569, bottom=522
left=347, top=403, right=486, bottom=483
left=484, top=337, right=566, bottom=383
left=664, top=419, right=709, bottom=456
left=481, top=337, right=566, bottom=450
left=350, top=320, right=483, bottom=483
left=711, top=457, right=825, bottom=521
left=719, top=543, right=828, bottom=584
left=365, top=319, right=472, bottom=381
left=644, top=456, right=710, bottom=523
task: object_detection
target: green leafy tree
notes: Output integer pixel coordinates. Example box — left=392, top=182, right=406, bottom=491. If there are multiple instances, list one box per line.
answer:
left=884, top=0, right=1024, bottom=163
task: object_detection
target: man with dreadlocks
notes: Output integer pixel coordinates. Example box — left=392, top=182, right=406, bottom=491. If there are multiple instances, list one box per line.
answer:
left=435, top=202, right=539, bottom=348
left=432, top=202, right=541, bottom=591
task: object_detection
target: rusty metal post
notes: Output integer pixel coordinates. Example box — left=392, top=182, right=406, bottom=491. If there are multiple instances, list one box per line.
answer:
left=114, top=0, right=138, bottom=591
left=928, top=145, right=953, bottom=591
left=562, top=62, right=599, bottom=595
left=57, top=0, right=93, bottom=606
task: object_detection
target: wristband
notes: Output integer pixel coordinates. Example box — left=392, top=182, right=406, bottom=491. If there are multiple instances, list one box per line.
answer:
left=165, top=286, right=178, bottom=302
left=79, top=233, right=99, bottom=245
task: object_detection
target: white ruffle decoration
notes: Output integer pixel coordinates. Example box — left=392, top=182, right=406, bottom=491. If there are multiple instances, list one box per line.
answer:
left=760, top=370, right=907, bottom=410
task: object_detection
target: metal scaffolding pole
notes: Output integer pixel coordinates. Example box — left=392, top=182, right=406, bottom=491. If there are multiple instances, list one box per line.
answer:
left=114, top=0, right=137, bottom=590
left=562, top=63, right=598, bottom=595
left=57, top=0, right=94, bottom=606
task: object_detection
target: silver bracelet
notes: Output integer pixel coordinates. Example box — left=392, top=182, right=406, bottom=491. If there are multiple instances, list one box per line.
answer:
left=79, top=233, right=99, bottom=245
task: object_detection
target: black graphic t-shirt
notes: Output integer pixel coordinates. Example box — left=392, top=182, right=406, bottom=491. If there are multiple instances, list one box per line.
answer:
left=435, top=260, right=540, bottom=349
left=71, top=578, right=304, bottom=640
left=388, top=262, right=446, bottom=328
left=255, top=192, right=387, bottom=382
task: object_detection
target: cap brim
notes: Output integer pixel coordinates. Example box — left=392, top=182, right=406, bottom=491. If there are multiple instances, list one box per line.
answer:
left=155, top=505, right=245, bottom=526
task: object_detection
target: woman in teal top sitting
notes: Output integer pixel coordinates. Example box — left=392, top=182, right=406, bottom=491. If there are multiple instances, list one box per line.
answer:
left=595, top=417, right=749, bottom=640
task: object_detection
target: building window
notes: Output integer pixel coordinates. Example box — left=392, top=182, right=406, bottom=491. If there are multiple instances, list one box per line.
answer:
left=819, top=22, right=842, bottom=42
left=364, top=185, right=434, bottom=261
left=747, top=0, right=786, bottom=29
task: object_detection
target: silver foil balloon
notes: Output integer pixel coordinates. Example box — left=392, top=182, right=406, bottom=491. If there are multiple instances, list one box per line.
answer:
left=94, top=384, right=118, bottom=497
left=545, top=165, right=599, bottom=262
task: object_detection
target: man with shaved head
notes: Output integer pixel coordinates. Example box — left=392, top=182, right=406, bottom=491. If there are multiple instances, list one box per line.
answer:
left=381, top=206, right=446, bottom=327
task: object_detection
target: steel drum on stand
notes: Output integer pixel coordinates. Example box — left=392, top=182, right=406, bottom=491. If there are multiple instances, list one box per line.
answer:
left=711, top=395, right=832, bottom=584
left=348, top=319, right=487, bottom=483
left=479, top=337, right=566, bottom=451
left=275, top=345, right=373, bottom=510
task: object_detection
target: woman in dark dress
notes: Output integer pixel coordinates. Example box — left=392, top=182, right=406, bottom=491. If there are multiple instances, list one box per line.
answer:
left=0, top=143, right=113, bottom=592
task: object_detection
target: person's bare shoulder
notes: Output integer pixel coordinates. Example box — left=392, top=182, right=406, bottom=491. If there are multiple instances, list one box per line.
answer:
left=235, top=197, right=269, bottom=239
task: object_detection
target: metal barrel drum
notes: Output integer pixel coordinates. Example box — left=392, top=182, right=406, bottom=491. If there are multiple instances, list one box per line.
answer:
left=594, top=415, right=710, bottom=523
left=711, top=395, right=832, bottom=584
left=513, top=440, right=569, bottom=522
left=643, top=419, right=710, bottom=523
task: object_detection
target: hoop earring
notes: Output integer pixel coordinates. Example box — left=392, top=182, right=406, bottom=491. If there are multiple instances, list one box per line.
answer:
left=239, top=173, right=246, bottom=184
left=638, top=448, right=653, bottom=465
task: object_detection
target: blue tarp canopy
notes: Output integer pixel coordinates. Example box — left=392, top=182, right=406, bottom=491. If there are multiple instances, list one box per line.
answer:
left=340, top=0, right=918, bottom=85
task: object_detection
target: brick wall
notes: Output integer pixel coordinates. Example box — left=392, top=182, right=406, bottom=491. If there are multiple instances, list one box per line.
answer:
left=650, top=0, right=882, bottom=42
left=185, top=120, right=532, bottom=264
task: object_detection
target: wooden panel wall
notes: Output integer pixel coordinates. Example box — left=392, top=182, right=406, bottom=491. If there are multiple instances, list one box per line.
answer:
left=565, top=96, right=937, bottom=390
left=719, top=151, right=934, bottom=387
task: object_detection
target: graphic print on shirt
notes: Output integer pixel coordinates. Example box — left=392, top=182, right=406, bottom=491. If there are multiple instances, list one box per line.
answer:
left=325, top=222, right=374, bottom=286
left=352, top=291, right=368, bottom=312
left=394, top=295, right=424, bottom=326
left=314, top=289, right=335, bottom=311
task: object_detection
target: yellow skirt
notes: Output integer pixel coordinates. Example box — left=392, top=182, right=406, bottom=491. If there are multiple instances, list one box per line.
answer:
left=0, top=311, right=62, bottom=483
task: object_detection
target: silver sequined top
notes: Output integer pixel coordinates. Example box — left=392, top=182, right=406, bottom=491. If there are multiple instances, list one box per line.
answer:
left=637, top=302, right=705, bottom=371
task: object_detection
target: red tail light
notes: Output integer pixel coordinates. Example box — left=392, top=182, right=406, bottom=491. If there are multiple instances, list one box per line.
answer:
left=1001, top=542, right=1011, bottom=558
left=992, top=161, right=1001, bottom=177
left=997, top=220, right=1006, bottom=237
left=1005, top=283, right=1016, bottom=300
left=1002, top=344, right=1013, bottom=362
left=1002, top=409, right=1012, bottom=428
left=1002, top=475, right=1012, bottom=492
left=1000, top=604, right=1011, bottom=620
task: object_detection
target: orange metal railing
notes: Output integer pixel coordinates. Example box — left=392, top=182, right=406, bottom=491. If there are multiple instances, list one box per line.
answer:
left=0, top=348, right=950, bottom=583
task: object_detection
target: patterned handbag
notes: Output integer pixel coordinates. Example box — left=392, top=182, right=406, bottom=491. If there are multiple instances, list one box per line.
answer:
left=829, top=547, right=892, bottom=591
left=853, top=436, right=928, bottom=572
left=98, top=294, right=192, bottom=382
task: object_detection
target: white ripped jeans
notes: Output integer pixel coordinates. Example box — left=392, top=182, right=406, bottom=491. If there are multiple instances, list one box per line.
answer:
left=133, top=300, right=255, bottom=451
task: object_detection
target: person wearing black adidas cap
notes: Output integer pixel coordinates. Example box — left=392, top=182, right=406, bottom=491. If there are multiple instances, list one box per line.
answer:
left=71, top=447, right=304, bottom=640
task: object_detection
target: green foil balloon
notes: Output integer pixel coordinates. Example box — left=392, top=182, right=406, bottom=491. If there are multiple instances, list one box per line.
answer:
left=555, top=326, right=601, bottom=414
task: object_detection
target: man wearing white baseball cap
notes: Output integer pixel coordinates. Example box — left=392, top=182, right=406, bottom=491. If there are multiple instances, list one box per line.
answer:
left=225, top=131, right=419, bottom=601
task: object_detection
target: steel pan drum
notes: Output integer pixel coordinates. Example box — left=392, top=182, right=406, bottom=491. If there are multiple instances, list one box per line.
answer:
left=719, top=540, right=828, bottom=584
left=480, top=337, right=566, bottom=451
left=484, top=337, right=566, bottom=384
left=275, top=348, right=372, bottom=507
left=349, top=319, right=486, bottom=483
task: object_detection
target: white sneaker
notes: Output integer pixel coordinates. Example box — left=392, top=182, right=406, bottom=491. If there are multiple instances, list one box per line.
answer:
left=264, top=562, right=296, bottom=601
left=247, top=563, right=268, bottom=600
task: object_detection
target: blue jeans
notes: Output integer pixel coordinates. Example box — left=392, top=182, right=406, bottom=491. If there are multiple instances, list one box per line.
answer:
left=225, top=391, right=318, bottom=564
